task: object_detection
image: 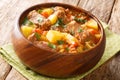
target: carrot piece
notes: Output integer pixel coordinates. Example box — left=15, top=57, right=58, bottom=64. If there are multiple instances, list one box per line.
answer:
left=70, top=42, right=78, bottom=48
left=33, top=28, right=43, bottom=34
left=41, top=12, right=49, bottom=18
left=87, top=29, right=99, bottom=35
left=42, top=31, right=48, bottom=36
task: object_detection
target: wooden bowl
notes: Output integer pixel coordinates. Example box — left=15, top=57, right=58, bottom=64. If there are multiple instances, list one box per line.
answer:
left=12, top=3, right=106, bottom=78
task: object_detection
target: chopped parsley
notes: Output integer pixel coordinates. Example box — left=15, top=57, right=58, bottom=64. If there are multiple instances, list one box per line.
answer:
left=78, top=28, right=83, bottom=33
left=65, top=47, right=69, bottom=51
left=74, top=17, right=87, bottom=24
left=35, top=32, right=41, bottom=40
left=57, top=40, right=64, bottom=45
left=22, top=17, right=33, bottom=25
left=48, top=42, right=56, bottom=49
left=37, top=17, right=43, bottom=23
left=37, top=9, right=43, bottom=13
left=54, top=18, right=65, bottom=28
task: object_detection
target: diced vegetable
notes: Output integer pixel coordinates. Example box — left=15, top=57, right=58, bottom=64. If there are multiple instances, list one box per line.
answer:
left=71, top=42, right=78, bottom=47
left=54, top=18, right=65, bottom=27
left=87, top=29, right=98, bottom=35
left=42, top=31, right=48, bottom=36
left=37, top=9, right=43, bottom=13
left=21, top=26, right=34, bottom=37
left=46, top=30, right=79, bottom=45
left=95, top=34, right=101, bottom=39
left=41, top=8, right=54, bottom=18
left=74, top=17, right=87, bottom=24
left=41, top=12, right=49, bottom=18
left=48, top=42, right=56, bottom=49
left=58, top=45, right=64, bottom=49
left=46, top=30, right=64, bottom=43
left=57, top=40, right=64, bottom=45
left=48, top=14, right=58, bottom=24
left=86, top=19, right=98, bottom=30
left=22, top=17, right=33, bottom=26
left=40, top=35, right=48, bottom=41
left=78, top=28, right=83, bottom=33
left=33, top=28, right=43, bottom=34
left=65, top=47, right=69, bottom=51
left=35, top=32, right=41, bottom=40
left=43, top=8, right=53, bottom=15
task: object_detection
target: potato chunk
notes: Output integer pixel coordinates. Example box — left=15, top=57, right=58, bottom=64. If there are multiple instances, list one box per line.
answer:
left=21, top=26, right=34, bottom=37
left=46, top=30, right=64, bottom=43
left=86, top=19, right=98, bottom=30
left=46, top=30, right=79, bottom=45
left=48, top=14, right=58, bottom=24
left=42, top=8, right=54, bottom=16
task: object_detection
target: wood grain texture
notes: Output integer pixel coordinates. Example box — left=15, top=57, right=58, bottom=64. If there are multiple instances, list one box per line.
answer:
left=49, top=0, right=79, bottom=6
left=5, top=68, right=27, bottom=80
left=109, top=0, right=120, bottom=34
left=0, top=57, right=11, bottom=80
left=0, top=0, right=120, bottom=79
left=78, top=0, right=115, bottom=23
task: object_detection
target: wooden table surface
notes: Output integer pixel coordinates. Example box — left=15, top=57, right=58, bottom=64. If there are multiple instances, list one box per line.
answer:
left=0, top=0, right=120, bottom=80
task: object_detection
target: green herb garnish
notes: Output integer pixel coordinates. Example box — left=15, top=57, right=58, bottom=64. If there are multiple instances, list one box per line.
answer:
left=22, top=17, right=33, bottom=25
left=78, top=28, right=83, bottom=33
left=37, top=9, right=43, bottom=13
left=37, top=17, right=43, bottom=23
left=35, top=32, right=41, bottom=40
left=74, top=17, right=87, bottom=24
left=48, top=42, right=56, bottom=49
left=54, top=18, right=65, bottom=28
left=57, top=40, right=64, bottom=45
left=65, top=47, right=69, bottom=51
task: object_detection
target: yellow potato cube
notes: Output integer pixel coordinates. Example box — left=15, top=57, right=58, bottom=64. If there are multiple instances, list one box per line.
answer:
left=40, top=35, right=48, bottom=41
left=21, top=26, right=34, bottom=38
left=42, top=8, right=54, bottom=16
left=86, top=19, right=98, bottom=30
left=46, top=30, right=64, bottom=43
left=48, top=14, right=58, bottom=25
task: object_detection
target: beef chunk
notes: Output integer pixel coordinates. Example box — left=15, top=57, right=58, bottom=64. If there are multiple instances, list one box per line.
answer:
left=27, top=33, right=36, bottom=42
left=27, top=10, right=51, bottom=30
left=65, top=20, right=81, bottom=34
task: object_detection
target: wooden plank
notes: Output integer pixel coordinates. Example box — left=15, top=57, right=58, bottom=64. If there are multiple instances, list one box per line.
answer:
left=0, top=0, right=80, bottom=80
left=5, top=68, right=27, bottom=80
left=46, top=0, right=79, bottom=6
left=78, top=0, right=115, bottom=23
left=109, top=0, right=120, bottom=34
left=106, top=0, right=120, bottom=79
left=0, top=57, right=11, bottom=80
left=81, top=53, right=120, bottom=80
